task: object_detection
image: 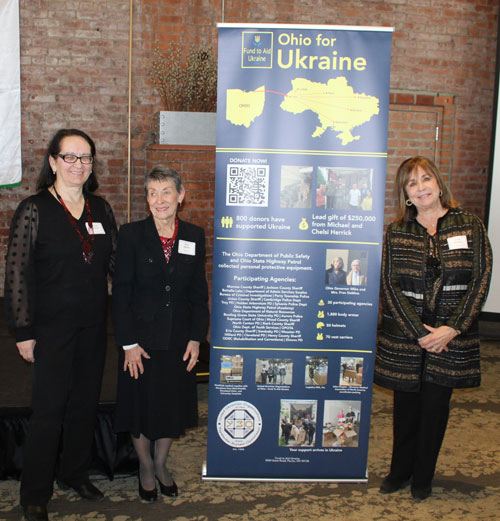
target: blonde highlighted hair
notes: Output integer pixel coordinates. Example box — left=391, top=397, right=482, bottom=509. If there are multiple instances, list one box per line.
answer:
left=394, top=156, right=458, bottom=222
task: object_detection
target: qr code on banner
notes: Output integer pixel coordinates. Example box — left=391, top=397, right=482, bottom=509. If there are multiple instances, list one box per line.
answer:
left=226, top=165, right=269, bottom=207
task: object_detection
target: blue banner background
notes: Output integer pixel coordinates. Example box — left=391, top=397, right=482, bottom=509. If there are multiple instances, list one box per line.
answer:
left=205, top=24, right=392, bottom=481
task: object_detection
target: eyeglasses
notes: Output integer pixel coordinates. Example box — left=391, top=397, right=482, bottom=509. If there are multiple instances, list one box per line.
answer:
left=57, top=153, right=94, bottom=165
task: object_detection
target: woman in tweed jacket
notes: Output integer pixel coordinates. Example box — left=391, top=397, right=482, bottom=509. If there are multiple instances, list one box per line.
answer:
left=375, top=156, right=492, bottom=500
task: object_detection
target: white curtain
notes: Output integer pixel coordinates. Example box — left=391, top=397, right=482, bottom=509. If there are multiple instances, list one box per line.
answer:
left=0, top=0, right=21, bottom=188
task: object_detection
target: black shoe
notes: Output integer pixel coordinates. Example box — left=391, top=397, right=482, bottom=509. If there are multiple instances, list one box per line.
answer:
left=379, top=475, right=410, bottom=494
left=411, top=484, right=432, bottom=501
left=22, top=505, right=48, bottom=521
left=157, top=476, right=178, bottom=497
left=139, top=479, right=158, bottom=502
left=57, top=479, right=104, bottom=500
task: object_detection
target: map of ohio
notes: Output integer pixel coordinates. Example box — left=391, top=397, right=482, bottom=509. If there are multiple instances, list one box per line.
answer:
left=226, top=78, right=380, bottom=145
left=281, top=77, right=379, bottom=145
left=226, top=86, right=266, bottom=128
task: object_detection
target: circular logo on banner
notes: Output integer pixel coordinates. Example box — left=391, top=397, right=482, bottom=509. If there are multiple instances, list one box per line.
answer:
left=216, top=401, right=263, bottom=447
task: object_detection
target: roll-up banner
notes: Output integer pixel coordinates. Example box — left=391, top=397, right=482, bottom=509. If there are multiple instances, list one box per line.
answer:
left=204, top=23, right=393, bottom=481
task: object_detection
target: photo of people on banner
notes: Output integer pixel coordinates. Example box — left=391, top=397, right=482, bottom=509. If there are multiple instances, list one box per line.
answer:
left=279, top=400, right=317, bottom=447
left=322, top=400, right=361, bottom=448
left=279, top=165, right=313, bottom=209
left=316, top=166, right=374, bottom=211
left=256, top=358, right=293, bottom=386
left=279, top=165, right=374, bottom=211
left=340, top=357, right=364, bottom=387
left=325, top=249, right=368, bottom=287
left=305, top=356, right=328, bottom=386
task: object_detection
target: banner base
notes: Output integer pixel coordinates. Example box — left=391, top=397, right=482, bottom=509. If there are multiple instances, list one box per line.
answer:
left=202, top=462, right=368, bottom=483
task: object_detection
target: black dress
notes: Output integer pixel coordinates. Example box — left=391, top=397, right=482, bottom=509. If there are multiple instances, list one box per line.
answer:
left=112, top=216, right=209, bottom=440
left=114, top=348, right=199, bottom=439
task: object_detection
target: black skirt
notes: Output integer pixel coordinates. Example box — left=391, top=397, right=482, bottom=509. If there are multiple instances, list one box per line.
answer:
left=114, top=347, right=198, bottom=440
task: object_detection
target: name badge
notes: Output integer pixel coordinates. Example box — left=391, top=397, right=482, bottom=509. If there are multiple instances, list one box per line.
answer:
left=178, top=240, right=196, bottom=256
left=447, top=235, right=468, bottom=250
left=87, top=222, right=106, bottom=234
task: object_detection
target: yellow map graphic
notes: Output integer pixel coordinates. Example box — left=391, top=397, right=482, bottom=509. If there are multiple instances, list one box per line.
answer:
left=280, top=77, right=379, bottom=145
left=226, top=86, right=266, bottom=128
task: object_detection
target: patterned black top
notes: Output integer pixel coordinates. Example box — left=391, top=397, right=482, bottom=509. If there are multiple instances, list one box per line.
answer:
left=4, top=190, right=117, bottom=341
left=374, top=207, right=492, bottom=391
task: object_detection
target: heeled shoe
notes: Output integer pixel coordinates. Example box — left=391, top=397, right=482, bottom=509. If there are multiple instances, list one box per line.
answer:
left=157, top=476, right=178, bottom=497
left=139, top=479, right=157, bottom=502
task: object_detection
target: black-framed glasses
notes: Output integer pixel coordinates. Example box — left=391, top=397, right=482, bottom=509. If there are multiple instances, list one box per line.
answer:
left=57, top=153, right=94, bottom=165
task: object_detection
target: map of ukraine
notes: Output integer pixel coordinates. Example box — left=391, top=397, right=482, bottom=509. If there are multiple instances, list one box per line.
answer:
left=226, top=78, right=379, bottom=146
left=281, top=77, right=379, bottom=145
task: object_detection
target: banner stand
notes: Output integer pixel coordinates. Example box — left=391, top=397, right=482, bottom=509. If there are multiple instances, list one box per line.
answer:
left=205, top=23, right=393, bottom=482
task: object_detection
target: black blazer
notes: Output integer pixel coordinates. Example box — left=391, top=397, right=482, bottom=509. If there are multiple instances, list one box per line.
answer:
left=112, top=215, right=209, bottom=352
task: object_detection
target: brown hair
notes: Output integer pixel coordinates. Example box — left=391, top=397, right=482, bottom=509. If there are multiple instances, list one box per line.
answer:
left=394, top=156, right=458, bottom=222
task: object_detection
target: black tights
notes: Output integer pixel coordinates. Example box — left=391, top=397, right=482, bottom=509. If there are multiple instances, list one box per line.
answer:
left=132, top=435, right=174, bottom=490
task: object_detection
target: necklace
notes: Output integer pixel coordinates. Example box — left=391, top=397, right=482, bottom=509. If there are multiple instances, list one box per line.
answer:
left=52, top=185, right=95, bottom=264
left=159, top=217, right=178, bottom=263
left=417, top=207, right=447, bottom=234
left=417, top=216, right=438, bottom=235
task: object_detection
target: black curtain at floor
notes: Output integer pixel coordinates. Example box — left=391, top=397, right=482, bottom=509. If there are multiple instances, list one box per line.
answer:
left=0, top=405, right=137, bottom=480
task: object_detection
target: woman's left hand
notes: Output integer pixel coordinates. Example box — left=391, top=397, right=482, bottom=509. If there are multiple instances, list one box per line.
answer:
left=419, top=325, right=458, bottom=353
left=183, top=340, right=200, bottom=372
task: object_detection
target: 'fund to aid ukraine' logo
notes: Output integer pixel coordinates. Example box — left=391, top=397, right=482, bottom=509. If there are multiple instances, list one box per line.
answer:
left=241, top=31, right=273, bottom=69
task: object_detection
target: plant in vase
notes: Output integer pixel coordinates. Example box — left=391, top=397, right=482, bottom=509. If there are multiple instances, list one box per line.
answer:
left=150, top=42, right=218, bottom=145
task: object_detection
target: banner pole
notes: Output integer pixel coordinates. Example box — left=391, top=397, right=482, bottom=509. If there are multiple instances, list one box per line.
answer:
left=126, top=0, right=133, bottom=222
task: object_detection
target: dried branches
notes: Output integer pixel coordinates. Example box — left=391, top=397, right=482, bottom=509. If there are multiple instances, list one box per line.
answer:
left=150, top=43, right=217, bottom=112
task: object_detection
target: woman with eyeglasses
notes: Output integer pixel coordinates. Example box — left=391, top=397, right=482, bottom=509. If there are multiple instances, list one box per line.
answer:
left=4, top=128, right=117, bottom=521
left=374, top=156, right=492, bottom=501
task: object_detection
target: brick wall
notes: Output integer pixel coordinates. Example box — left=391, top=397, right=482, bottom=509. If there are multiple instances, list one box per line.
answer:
left=0, top=0, right=497, bottom=294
